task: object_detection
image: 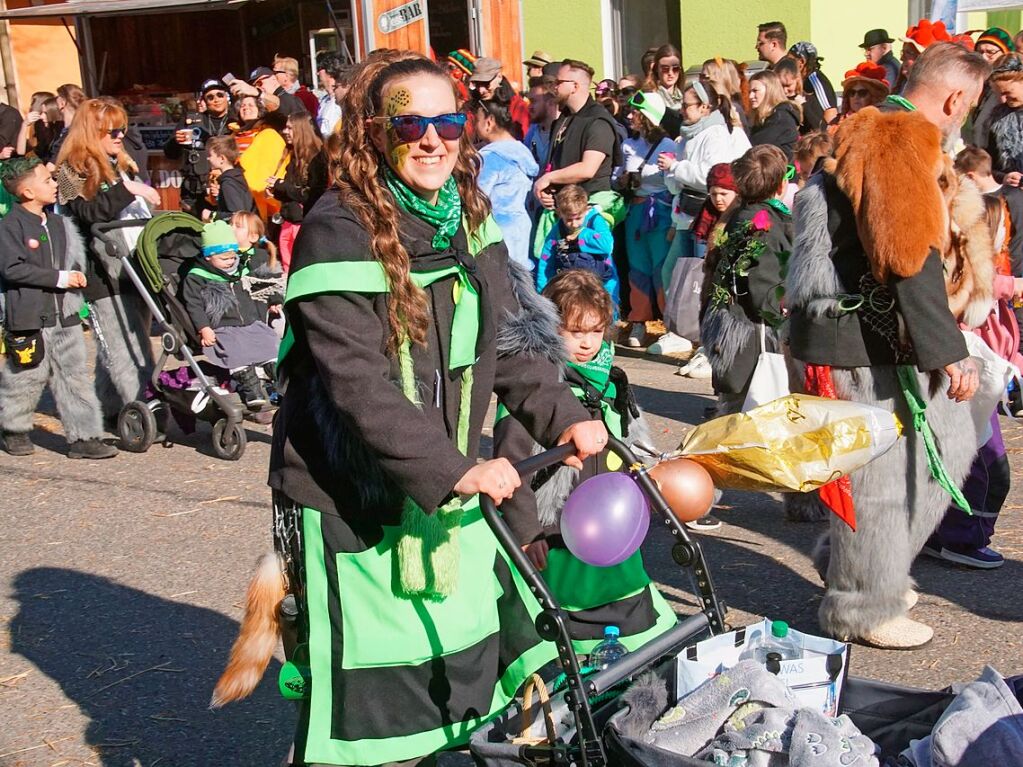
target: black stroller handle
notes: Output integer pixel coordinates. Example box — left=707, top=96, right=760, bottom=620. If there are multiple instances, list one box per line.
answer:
left=477, top=435, right=726, bottom=767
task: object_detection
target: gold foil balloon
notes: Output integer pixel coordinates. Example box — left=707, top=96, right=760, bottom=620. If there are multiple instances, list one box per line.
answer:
left=648, top=458, right=716, bottom=522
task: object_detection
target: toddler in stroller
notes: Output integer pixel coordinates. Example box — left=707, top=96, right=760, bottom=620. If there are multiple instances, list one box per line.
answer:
left=181, top=220, right=280, bottom=410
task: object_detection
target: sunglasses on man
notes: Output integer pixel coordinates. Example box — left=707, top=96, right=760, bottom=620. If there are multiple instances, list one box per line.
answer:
left=205, top=91, right=228, bottom=100
left=373, top=113, right=468, bottom=143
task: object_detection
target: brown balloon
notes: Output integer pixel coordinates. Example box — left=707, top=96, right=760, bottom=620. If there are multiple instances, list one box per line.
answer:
left=648, top=458, right=717, bottom=522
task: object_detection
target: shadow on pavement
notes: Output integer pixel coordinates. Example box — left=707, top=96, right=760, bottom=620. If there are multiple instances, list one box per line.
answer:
left=10, top=567, right=294, bottom=766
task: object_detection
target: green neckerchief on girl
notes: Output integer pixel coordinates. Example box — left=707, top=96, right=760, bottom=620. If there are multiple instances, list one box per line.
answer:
left=384, top=166, right=462, bottom=251
left=765, top=198, right=791, bottom=217
left=885, top=94, right=917, bottom=112
left=565, top=341, right=615, bottom=396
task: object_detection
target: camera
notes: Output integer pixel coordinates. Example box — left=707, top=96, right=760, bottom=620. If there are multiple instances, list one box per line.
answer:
left=184, top=113, right=206, bottom=148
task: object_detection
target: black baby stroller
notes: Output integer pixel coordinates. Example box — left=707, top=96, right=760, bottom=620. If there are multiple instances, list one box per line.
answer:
left=470, top=436, right=728, bottom=767
left=92, top=214, right=249, bottom=460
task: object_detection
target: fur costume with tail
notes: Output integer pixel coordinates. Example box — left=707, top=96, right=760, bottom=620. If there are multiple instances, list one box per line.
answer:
left=785, top=108, right=982, bottom=638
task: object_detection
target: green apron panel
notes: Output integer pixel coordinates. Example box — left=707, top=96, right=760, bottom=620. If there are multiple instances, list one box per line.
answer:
left=333, top=501, right=503, bottom=669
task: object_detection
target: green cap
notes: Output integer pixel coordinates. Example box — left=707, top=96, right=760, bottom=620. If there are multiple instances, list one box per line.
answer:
left=201, top=219, right=239, bottom=259
left=629, top=90, right=667, bottom=127
left=770, top=620, right=789, bottom=638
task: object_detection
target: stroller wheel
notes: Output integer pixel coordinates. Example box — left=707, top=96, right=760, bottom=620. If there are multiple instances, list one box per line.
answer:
left=212, top=417, right=247, bottom=461
left=118, top=401, right=158, bottom=453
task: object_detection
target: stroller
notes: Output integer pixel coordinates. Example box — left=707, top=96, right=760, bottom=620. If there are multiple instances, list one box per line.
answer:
left=470, top=436, right=728, bottom=766
left=92, top=214, right=250, bottom=461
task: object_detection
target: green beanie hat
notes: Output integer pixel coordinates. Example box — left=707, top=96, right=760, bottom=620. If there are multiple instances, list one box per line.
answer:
left=629, top=90, right=667, bottom=127
left=201, top=220, right=238, bottom=259
left=977, top=27, right=1014, bottom=55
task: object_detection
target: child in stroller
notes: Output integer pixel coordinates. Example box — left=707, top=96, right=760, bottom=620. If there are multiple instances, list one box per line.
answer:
left=180, top=220, right=280, bottom=410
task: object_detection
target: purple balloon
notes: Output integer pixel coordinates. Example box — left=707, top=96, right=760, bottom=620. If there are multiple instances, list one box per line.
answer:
left=560, top=473, right=650, bottom=567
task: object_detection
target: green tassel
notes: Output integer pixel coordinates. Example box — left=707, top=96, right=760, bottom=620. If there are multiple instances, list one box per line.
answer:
left=394, top=338, right=473, bottom=600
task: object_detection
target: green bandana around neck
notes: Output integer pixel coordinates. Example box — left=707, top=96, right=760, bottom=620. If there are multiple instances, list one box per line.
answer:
left=566, top=341, right=614, bottom=394
left=384, top=166, right=462, bottom=251
left=885, top=94, right=917, bottom=112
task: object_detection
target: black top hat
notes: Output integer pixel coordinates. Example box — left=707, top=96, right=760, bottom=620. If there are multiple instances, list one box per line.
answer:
left=860, top=29, right=895, bottom=49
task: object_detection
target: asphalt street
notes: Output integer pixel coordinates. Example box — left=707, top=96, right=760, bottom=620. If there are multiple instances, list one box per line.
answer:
left=1, top=348, right=1021, bottom=766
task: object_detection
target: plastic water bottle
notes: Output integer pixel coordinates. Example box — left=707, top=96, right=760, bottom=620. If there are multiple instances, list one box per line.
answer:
left=588, top=626, right=629, bottom=669
left=739, top=620, right=802, bottom=664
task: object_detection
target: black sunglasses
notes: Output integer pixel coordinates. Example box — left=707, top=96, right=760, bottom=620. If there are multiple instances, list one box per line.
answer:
left=659, top=64, right=682, bottom=73
left=106, top=127, right=127, bottom=139
left=846, top=88, right=871, bottom=98
left=205, top=91, right=228, bottom=100
left=374, top=112, right=468, bottom=143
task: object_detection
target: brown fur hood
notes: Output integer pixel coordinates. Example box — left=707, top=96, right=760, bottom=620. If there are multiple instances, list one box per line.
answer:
left=829, top=107, right=949, bottom=282
left=829, top=106, right=994, bottom=327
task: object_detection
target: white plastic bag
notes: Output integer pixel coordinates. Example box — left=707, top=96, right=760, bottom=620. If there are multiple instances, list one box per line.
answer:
left=675, top=619, right=850, bottom=717
left=961, top=331, right=1019, bottom=447
left=741, top=324, right=790, bottom=411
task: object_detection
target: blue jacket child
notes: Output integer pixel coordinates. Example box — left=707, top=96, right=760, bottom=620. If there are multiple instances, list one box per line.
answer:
left=535, top=191, right=619, bottom=306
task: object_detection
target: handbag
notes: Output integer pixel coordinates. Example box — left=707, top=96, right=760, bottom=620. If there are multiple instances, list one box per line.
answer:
left=663, top=256, right=704, bottom=342
left=741, top=323, right=789, bottom=411
left=4, top=329, right=44, bottom=369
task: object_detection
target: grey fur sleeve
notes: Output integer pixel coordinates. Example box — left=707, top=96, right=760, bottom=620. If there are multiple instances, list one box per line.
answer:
left=496, top=258, right=566, bottom=365
left=58, top=215, right=86, bottom=316
left=786, top=174, right=843, bottom=317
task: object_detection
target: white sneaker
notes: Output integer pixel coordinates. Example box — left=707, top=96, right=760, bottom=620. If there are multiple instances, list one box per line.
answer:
left=682, top=349, right=712, bottom=379
left=624, top=322, right=646, bottom=348
left=647, top=332, right=693, bottom=356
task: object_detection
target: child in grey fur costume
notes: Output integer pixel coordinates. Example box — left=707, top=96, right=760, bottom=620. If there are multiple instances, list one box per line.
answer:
left=784, top=100, right=982, bottom=649
left=493, top=268, right=677, bottom=652
left=0, top=157, right=117, bottom=459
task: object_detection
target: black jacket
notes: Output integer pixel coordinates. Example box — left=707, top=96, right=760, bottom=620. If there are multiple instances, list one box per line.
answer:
left=273, top=87, right=304, bottom=118
left=0, top=206, right=83, bottom=332
left=216, top=167, right=257, bottom=217
left=548, top=98, right=623, bottom=194
left=272, top=150, right=328, bottom=223
left=750, top=101, right=800, bottom=161
left=269, top=193, right=589, bottom=526
left=788, top=171, right=967, bottom=371
left=180, top=261, right=263, bottom=330
left=163, top=111, right=232, bottom=210
left=880, top=52, right=901, bottom=95
left=703, top=202, right=791, bottom=395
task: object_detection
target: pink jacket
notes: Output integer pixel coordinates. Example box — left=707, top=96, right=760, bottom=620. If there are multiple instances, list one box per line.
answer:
left=969, top=274, right=1023, bottom=371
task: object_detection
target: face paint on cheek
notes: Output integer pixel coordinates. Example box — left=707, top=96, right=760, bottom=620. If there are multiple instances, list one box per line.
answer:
left=390, top=140, right=410, bottom=171
left=385, top=87, right=412, bottom=117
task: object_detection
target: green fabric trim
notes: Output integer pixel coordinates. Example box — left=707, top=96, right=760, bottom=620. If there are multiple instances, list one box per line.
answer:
left=185, top=263, right=248, bottom=283
left=385, top=167, right=462, bottom=250
left=897, top=365, right=970, bottom=513
left=544, top=547, right=650, bottom=612
left=765, top=198, right=791, bottom=217
left=885, top=94, right=917, bottom=112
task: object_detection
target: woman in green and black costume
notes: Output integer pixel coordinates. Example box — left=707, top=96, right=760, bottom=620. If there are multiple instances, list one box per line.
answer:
left=268, top=52, right=607, bottom=767
left=493, top=269, right=677, bottom=657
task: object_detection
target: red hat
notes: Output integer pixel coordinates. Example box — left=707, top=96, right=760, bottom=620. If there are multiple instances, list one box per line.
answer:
left=706, top=163, right=737, bottom=192
left=842, top=61, right=890, bottom=91
left=901, top=19, right=952, bottom=52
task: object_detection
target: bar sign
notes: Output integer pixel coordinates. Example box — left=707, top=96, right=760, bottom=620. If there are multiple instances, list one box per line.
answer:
left=378, top=1, right=424, bottom=34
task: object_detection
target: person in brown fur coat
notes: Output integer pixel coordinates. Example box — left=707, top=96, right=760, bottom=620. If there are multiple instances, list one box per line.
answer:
left=784, top=43, right=991, bottom=650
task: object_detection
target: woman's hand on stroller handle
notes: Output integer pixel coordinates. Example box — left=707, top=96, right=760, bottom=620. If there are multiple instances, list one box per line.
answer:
left=454, top=458, right=520, bottom=505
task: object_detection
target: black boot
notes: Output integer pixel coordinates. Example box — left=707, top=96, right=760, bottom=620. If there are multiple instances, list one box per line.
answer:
left=234, top=366, right=268, bottom=411
left=68, top=438, right=118, bottom=460
left=3, top=432, right=34, bottom=456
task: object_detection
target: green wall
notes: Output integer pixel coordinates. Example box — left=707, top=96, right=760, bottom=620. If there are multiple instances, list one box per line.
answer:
left=682, top=0, right=811, bottom=72
left=810, top=0, right=907, bottom=86
left=521, top=0, right=606, bottom=77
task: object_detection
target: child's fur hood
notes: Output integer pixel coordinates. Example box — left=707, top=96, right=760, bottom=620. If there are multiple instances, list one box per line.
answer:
left=829, top=107, right=949, bottom=282
left=944, top=174, right=995, bottom=328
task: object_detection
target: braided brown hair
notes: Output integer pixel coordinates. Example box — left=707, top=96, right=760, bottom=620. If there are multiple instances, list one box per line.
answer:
left=332, top=51, right=491, bottom=352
